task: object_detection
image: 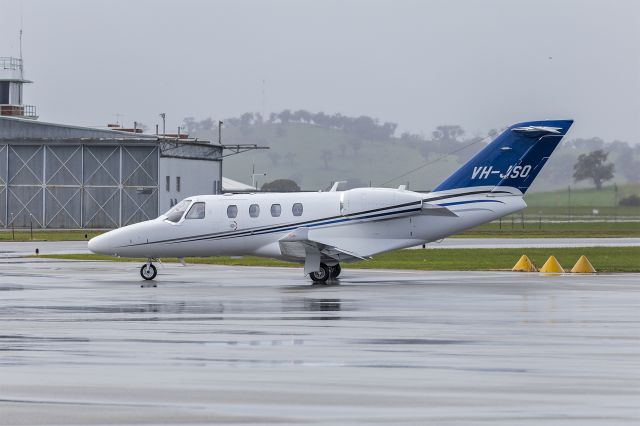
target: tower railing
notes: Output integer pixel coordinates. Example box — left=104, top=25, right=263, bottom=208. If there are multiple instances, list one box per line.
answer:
left=0, top=104, right=38, bottom=119
left=0, top=57, right=23, bottom=71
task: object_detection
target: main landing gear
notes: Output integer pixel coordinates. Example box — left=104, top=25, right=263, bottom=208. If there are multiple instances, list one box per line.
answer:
left=140, top=259, right=157, bottom=286
left=310, top=263, right=341, bottom=283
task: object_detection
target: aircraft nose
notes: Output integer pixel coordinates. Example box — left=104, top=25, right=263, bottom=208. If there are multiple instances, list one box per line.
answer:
left=88, top=234, right=111, bottom=255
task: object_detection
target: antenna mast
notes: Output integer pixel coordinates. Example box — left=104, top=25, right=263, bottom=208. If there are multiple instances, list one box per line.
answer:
left=19, top=30, right=24, bottom=79
left=19, top=1, right=24, bottom=80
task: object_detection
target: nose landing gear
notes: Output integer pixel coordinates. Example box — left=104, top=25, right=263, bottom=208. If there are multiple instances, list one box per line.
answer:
left=140, top=260, right=157, bottom=286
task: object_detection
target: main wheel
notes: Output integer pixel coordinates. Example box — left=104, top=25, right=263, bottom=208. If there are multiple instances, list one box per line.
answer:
left=140, top=263, right=157, bottom=280
left=329, top=264, right=341, bottom=278
left=310, top=263, right=330, bottom=283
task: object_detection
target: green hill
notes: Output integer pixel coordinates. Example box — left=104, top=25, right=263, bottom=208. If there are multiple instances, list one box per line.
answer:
left=185, top=114, right=639, bottom=194
left=215, top=122, right=462, bottom=191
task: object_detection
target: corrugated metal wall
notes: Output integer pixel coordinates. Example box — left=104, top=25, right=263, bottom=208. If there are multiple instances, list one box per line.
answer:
left=0, top=143, right=158, bottom=229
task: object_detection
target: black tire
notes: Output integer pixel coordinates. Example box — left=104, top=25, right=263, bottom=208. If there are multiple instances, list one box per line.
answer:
left=310, top=263, right=330, bottom=283
left=329, top=264, right=341, bottom=278
left=140, top=263, right=157, bottom=280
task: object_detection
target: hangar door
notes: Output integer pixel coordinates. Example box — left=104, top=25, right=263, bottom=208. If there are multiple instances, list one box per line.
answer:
left=1, top=143, right=158, bottom=229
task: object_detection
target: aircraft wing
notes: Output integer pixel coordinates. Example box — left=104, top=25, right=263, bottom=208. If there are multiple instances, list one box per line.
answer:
left=278, top=203, right=455, bottom=274
left=278, top=227, right=367, bottom=274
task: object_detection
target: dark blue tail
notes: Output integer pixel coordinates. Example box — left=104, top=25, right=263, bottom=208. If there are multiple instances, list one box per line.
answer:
left=434, top=120, right=573, bottom=194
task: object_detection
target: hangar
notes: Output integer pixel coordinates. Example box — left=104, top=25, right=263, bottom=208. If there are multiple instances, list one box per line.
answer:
left=0, top=56, right=262, bottom=229
left=0, top=115, right=224, bottom=229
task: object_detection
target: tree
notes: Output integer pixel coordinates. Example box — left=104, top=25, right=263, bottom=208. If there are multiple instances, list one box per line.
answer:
left=432, top=125, right=465, bottom=143
left=381, top=122, right=398, bottom=139
left=224, top=117, right=241, bottom=127
left=240, top=112, right=254, bottom=127
left=296, top=109, right=312, bottom=123
left=261, top=179, right=300, bottom=192
left=183, top=117, right=197, bottom=133
left=278, top=109, right=292, bottom=123
left=573, top=150, right=615, bottom=189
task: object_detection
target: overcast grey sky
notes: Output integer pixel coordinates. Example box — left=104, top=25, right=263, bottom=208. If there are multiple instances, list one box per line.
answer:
left=1, top=0, right=639, bottom=141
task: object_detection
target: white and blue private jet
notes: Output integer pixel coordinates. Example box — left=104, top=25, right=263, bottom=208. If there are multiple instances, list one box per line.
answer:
left=89, top=119, right=573, bottom=283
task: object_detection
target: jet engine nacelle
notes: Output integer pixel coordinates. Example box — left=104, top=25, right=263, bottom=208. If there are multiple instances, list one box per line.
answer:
left=340, top=188, right=423, bottom=216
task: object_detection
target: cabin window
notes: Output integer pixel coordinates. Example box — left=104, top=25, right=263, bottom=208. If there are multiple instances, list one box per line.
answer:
left=165, top=176, right=171, bottom=192
left=185, top=202, right=205, bottom=219
left=227, top=205, right=238, bottom=218
left=249, top=204, right=260, bottom=218
left=292, top=202, right=303, bottom=216
left=176, top=176, right=181, bottom=192
left=165, top=199, right=191, bottom=223
left=270, top=204, right=281, bottom=217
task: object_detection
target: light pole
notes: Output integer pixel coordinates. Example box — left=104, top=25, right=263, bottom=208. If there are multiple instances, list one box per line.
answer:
left=159, top=113, right=166, bottom=135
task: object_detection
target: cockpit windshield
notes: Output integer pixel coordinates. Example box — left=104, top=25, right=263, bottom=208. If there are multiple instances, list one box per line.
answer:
left=163, top=199, right=191, bottom=223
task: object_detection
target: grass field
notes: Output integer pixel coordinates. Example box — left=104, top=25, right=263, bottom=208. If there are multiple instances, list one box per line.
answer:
left=0, top=230, right=100, bottom=242
left=457, top=220, right=640, bottom=238
left=37, top=246, right=640, bottom=273
left=525, top=184, right=640, bottom=207
left=521, top=184, right=640, bottom=217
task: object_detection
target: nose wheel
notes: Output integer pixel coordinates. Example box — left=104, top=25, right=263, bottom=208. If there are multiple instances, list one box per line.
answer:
left=140, top=262, right=157, bottom=283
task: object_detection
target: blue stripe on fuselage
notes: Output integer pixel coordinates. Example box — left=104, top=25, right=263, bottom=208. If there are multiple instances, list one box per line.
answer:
left=437, top=199, right=504, bottom=207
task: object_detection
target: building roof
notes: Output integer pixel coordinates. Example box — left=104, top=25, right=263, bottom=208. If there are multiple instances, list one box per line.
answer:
left=222, top=177, right=256, bottom=191
left=0, top=115, right=158, bottom=140
left=0, top=116, right=224, bottom=162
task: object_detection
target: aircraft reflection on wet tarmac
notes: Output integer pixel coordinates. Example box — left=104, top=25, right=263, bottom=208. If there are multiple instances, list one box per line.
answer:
left=1, top=259, right=639, bottom=425
left=4, top=298, right=342, bottom=316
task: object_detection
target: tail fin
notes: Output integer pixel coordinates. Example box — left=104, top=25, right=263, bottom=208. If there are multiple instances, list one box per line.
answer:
left=433, top=119, right=573, bottom=194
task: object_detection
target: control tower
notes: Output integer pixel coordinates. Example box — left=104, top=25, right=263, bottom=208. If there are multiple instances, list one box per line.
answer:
left=0, top=57, right=37, bottom=119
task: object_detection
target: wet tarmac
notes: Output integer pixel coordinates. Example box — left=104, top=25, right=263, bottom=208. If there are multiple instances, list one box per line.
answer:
left=0, top=259, right=639, bottom=424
